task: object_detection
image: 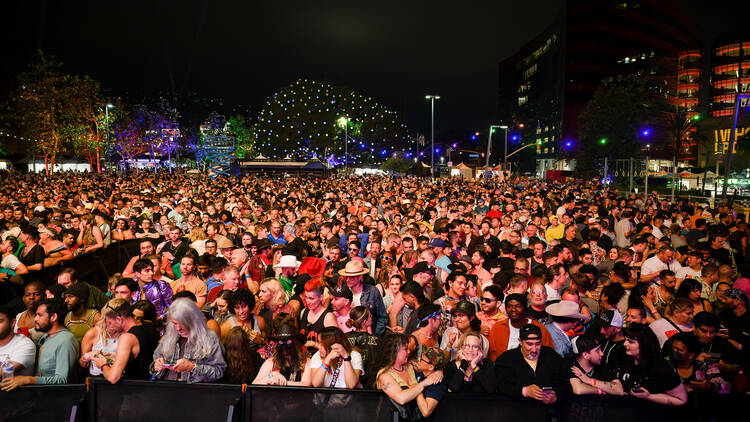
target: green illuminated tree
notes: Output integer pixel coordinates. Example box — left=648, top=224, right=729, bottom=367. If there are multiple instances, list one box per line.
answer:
left=255, top=79, right=412, bottom=164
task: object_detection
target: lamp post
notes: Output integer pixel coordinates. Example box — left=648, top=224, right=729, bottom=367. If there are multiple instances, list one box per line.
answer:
left=425, top=95, right=440, bottom=177
left=338, top=116, right=349, bottom=176
left=104, top=103, right=114, bottom=173
left=486, top=125, right=506, bottom=174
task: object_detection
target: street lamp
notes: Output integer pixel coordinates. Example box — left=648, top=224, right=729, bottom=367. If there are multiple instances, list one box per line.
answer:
left=104, top=103, right=114, bottom=173
left=486, top=125, right=507, bottom=173
left=425, top=95, right=440, bottom=177
left=338, top=116, right=349, bottom=176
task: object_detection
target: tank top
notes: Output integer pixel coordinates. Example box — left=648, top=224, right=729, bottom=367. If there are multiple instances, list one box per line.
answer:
left=125, top=324, right=157, bottom=380
left=89, top=333, right=119, bottom=376
left=300, top=308, right=331, bottom=344
left=64, top=309, right=98, bottom=343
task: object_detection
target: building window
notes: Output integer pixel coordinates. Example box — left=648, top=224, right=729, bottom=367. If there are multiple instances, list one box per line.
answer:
left=551, top=147, right=555, bottom=153
left=544, top=148, right=549, bottom=154
left=518, top=96, right=528, bottom=106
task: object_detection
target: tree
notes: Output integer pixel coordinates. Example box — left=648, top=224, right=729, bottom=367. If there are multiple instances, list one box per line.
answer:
left=577, top=76, right=652, bottom=177
left=68, top=76, right=107, bottom=172
left=381, top=156, right=412, bottom=174
left=227, top=115, right=255, bottom=158
left=9, top=53, right=89, bottom=173
left=255, top=79, right=412, bottom=164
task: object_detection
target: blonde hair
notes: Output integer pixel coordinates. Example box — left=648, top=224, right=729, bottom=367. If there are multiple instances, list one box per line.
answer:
left=188, top=227, right=207, bottom=243
left=260, top=278, right=287, bottom=309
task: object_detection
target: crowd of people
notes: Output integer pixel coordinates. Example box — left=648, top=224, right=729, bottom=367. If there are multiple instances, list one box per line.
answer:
left=0, top=170, right=748, bottom=419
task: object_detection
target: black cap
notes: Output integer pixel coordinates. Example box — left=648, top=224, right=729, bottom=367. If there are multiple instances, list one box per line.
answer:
left=412, top=261, right=435, bottom=275
left=505, top=293, right=527, bottom=307
left=519, top=324, right=542, bottom=341
left=330, top=283, right=353, bottom=301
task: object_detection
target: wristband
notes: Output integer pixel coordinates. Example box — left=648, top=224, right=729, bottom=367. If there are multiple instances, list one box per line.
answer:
left=597, top=388, right=603, bottom=395
left=320, top=363, right=330, bottom=372
left=521, top=386, right=528, bottom=397
left=343, top=356, right=352, bottom=362
left=592, top=379, right=597, bottom=387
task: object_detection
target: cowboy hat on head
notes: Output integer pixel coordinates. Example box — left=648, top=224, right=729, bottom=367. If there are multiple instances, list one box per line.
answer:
left=273, top=255, right=301, bottom=269
left=338, top=260, right=369, bottom=277
left=216, top=237, right=234, bottom=250
left=298, top=257, right=326, bottom=279
left=545, top=300, right=590, bottom=321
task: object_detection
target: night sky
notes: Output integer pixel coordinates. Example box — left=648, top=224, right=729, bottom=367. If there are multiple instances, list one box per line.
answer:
left=2, top=0, right=747, bottom=139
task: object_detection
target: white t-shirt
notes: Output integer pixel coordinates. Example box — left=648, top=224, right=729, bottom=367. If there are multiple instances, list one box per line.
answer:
left=508, top=324, right=521, bottom=350
left=649, top=318, right=693, bottom=348
left=310, top=350, right=363, bottom=388
left=641, top=256, right=682, bottom=282
left=545, top=283, right=561, bottom=301
left=1, top=254, right=22, bottom=272
left=675, top=266, right=701, bottom=281
left=0, top=334, right=36, bottom=376
left=352, top=293, right=362, bottom=308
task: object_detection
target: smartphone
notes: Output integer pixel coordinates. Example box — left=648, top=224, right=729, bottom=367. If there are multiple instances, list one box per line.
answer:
left=541, top=387, right=553, bottom=392
left=162, top=363, right=174, bottom=369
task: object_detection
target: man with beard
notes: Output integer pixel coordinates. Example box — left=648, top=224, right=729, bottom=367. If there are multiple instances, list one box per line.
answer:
left=488, top=294, right=553, bottom=361
left=63, top=283, right=101, bottom=343
left=1, top=299, right=78, bottom=390
left=122, top=239, right=156, bottom=278
left=568, top=334, right=624, bottom=395
left=495, top=324, right=569, bottom=404
left=92, top=298, right=159, bottom=383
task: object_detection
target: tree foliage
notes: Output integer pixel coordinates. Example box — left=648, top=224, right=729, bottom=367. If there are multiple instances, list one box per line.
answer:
left=255, top=79, right=412, bottom=163
left=227, top=114, right=255, bottom=158
left=381, top=156, right=413, bottom=174
left=577, top=76, right=651, bottom=176
left=9, top=52, right=104, bottom=173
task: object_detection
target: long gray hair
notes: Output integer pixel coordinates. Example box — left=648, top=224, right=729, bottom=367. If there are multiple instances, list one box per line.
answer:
left=159, top=298, right=214, bottom=359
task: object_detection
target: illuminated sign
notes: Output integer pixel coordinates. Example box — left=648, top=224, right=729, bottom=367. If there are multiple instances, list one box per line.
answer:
left=715, top=126, right=750, bottom=153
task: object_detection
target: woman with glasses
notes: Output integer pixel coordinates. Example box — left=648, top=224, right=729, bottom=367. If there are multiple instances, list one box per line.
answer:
left=443, top=331, right=497, bottom=393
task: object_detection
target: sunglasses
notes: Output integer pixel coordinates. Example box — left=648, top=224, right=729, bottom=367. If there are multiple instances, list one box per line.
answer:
left=480, top=297, right=497, bottom=303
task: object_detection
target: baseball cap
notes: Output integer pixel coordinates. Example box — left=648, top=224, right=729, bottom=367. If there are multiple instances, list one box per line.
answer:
left=430, top=238, right=446, bottom=248
left=412, top=261, right=435, bottom=275
left=519, top=324, right=542, bottom=341
left=724, top=288, right=747, bottom=302
left=599, top=309, right=624, bottom=328
left=330, top=283, right=353, bottom=301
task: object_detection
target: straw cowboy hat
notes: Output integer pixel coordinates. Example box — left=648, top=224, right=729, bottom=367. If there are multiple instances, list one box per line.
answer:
left=273, top=255, right=301, bottom=269
left=337, top=260, right=369, bottom=277
left=545, top=300, right=590, bottom=321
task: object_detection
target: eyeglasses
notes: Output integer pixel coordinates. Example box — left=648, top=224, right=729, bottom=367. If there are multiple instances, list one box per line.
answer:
left=462, top=344, right=482, bottom=350
left=349, top=248, right=359, bottom=252
left=382, top=256, right=394, bottom=261
left=531, top=290, right=545, bottom=295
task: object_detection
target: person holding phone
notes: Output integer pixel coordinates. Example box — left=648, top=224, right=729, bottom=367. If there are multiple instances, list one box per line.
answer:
left=618, top=323, right=688, bottom=406
left=495, top=324, right=570, bottom=404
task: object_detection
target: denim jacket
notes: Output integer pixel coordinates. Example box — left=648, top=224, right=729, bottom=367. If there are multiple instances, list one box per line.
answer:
left=359, top=283, right=388, bottom=336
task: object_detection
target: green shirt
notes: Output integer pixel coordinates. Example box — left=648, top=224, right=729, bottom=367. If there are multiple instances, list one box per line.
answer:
left=35, top=329, right=79, bottom=385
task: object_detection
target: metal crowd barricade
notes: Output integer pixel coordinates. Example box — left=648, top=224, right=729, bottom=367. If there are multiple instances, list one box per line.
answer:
left=2, top=379, right=748, bottom=422
left=0, top=383, right=86, bottom=422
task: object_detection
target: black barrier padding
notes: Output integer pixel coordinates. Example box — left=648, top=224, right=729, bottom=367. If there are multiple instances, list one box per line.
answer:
left=246, top=387, right=393, bottom=422
left=90, top=380, right=243, bottom=422
left=0, top=384, right=86, bottom=422
left=558, top=394, right=687, bottom=422
left=21, top=239, right=142, bottom=289
left=432, top=393, right=549, bottom=422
